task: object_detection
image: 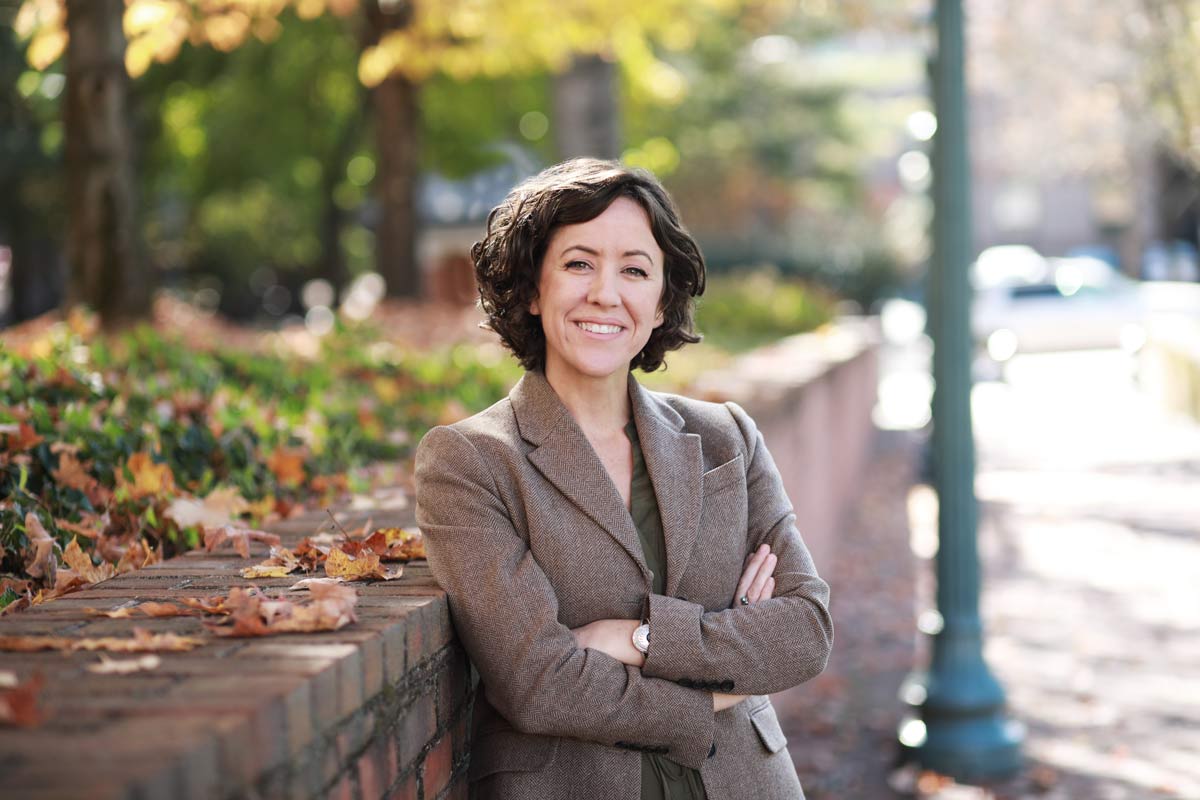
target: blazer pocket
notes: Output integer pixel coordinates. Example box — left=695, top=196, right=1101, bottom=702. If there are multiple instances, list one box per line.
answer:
left=750, top=703, right=789, bottom=755
left=468, top=731, right=560, bottom=782
left=702, top=454, right=744, bottom=497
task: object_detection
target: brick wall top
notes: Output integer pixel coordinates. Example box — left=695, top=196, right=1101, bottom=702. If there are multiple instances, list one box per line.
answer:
left=0, top=507, right=470, bottom=800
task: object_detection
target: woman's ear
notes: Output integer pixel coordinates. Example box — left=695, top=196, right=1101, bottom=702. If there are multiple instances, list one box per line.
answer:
left=530, top=297, right=540, bottom=316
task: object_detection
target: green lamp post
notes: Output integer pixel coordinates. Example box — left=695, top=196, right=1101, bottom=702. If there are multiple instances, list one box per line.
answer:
left=898, top=0, right=1024, bottom=780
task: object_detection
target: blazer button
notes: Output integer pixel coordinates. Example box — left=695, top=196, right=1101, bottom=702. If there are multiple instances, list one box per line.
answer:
left=720, top=680, right=735, bottom=692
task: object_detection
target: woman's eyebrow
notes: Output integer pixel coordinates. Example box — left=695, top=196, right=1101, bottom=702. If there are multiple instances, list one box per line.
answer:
left=560, top=244, right=655, bottom=262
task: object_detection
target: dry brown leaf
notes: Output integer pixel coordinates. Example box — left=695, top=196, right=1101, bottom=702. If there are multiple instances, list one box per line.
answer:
left=239, top=564, right=294, bottom=579
left=364, top=527, right=426, bottom=561
left=208, top=584, right=357, bottom=637
left=55, top=516, right=103, bottom=540
left=0, top=628, right=204, bottom=653
left=203, top=525, right=281, bottom=559
left=85, top=654, right=161, bottom=675
left=115, top=538, right=161, bottom=574
left=324, top=546, right=386, bottom=580
left=0, top=672, right=44, bottom=727
left=61, top=538, right=117, bottom=584
left=0, top=577, right=31, bottom=596
left=177, top=595, right=233, bottom=615
left=289, top=576, right=346, bottom=591
left=22, top=513, right=57, bottom=584
left=84, top=602, right=198, bottom=619
left=1, top=422, right=44, bottom=453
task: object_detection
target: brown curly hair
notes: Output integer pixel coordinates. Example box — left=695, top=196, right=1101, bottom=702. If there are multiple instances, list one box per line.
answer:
left=472, top=158, right=706, bottom=373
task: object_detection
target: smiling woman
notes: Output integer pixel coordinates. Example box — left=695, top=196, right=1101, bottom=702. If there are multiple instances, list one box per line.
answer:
left=414, top=159, right=833, bottom=800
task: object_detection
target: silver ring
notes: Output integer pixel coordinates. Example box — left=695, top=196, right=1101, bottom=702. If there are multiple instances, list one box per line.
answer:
left=739, top=595, right=750, bottom=606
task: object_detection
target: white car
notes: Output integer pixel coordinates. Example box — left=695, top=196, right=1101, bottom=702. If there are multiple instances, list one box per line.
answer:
left=971, top=256, right=1147, bottom=362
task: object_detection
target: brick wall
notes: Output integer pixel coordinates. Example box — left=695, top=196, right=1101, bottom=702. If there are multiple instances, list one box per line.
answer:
left=0, top=515, right=475, bottom=800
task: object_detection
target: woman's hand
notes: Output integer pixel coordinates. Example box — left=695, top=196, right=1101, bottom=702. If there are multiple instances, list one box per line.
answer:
left=732, top=543, right=777, bottom=608
left=714, top=544, right=777, bottom=711
left=570, top=618, right=644, bottom=667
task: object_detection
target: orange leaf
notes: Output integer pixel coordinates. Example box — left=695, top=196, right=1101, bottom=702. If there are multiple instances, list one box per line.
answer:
left=239, top=564, right=295, bottom=579
left=207, top=584, right=357, bottom=637
left=324, top=546, right=385, bottom=581
left=266, top=449, right=307, bottom=488
left=61, top=538, right=116, bottom=585
left=0, top=672, right=44, bottom=727
left=204, top=525, right=281, bottom=559
left=118, top=452, right=177, bottom=500
left=84, top=602, right=199, bottom=619
left=365, top=527, right=426, bottom=561
left=1, top=422, right=44, bottom=453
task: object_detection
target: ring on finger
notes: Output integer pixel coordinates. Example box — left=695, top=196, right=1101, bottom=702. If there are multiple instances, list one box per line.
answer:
left=739, top=595, right=750, bottom=606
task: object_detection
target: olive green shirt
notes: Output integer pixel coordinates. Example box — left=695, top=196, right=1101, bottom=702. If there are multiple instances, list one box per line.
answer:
left=625, top=420, right=708, bottom=800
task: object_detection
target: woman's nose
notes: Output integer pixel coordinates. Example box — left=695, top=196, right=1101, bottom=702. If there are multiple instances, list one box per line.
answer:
left=587, top=265, right=620, bottom=306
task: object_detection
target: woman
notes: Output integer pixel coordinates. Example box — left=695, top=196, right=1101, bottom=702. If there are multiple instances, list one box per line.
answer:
left=414, top=158, right=832, bottom=800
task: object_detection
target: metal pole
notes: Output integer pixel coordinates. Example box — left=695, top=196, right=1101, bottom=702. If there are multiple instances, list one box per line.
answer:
left=899, top=0, right=1023, bottom=780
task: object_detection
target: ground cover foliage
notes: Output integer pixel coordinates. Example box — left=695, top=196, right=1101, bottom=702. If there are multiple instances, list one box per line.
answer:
left=0, top=306, right=520, bottom=611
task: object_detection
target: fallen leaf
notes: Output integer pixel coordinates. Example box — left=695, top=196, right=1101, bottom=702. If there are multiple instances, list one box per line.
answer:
left=240, top=564, right=294, bottom=579
left=165, top=486, right=251, bottom=529
left=85, top=654, right=162, bottom=675
left=0, top=578, right=31, bottom=596
left=364, top=527, right=426, bottom=561
left=289, top=577, right=346, bottom=591
left=0, top=672, right=44, bottom=727
left=177, top=595, right=234, bottom=615
left=114, top=539, right=161, bottom=573
left=22, top=513, right=57, bottom=585
left=61, top=538, right=117, bottom=584
left=266, top=448, right=307, bottom=488
left=1, top=422, right=44, bottom=453
left=84, top=602, right=199, bottom=619
left=118, top=452, right=177, bottom=500
left=0, top=628, right=204, bottom=653
left=204, top=525, right=281, bottom=559
left=324, top=546, right=386, bottom=580
left=208, top=584, right=357, bottom=637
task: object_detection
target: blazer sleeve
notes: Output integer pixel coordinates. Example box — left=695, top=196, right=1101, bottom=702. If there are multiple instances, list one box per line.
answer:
left=414, top=424, right=717, bottom=769
left=640, top=401, right=834, bottom=695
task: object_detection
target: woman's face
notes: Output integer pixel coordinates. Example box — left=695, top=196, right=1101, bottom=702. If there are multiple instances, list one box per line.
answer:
left=531, top=196, right=665, bottom=388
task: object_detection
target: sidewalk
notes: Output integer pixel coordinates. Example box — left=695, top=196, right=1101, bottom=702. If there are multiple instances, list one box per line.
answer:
left=773, top=350, right=1200, bottom=799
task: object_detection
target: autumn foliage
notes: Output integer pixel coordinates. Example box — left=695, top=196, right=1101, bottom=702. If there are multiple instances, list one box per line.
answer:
left=0, top=308, right=515, bottom=613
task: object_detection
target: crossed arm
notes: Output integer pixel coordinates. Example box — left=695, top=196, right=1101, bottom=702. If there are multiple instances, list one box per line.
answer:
left=569, top=542, right=780, bottom=711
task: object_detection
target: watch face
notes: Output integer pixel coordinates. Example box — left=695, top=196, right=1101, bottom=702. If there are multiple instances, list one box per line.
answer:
left=633, top=624, right=650, bottom=654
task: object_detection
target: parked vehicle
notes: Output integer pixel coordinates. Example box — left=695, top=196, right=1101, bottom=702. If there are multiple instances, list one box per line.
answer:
left=971, top=255, right=1147, bottom=363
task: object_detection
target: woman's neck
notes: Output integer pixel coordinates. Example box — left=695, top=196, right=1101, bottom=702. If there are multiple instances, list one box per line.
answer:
left=543, top=365, right=631, bottom=437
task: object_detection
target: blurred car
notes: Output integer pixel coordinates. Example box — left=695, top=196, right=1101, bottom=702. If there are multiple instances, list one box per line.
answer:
left=971, top=255, right=1147, bottom=363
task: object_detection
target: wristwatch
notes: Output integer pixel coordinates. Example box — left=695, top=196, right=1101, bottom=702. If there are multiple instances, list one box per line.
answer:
left=632, top=623, right=651, bottom=655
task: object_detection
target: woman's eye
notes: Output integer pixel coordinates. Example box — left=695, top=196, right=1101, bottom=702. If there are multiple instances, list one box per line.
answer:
left=566, top=260, right=590, bottom=270
left=624, top=266, right=649, bottom=278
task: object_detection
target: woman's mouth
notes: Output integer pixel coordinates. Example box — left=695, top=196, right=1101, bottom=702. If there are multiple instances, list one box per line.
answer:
left=575, top=321, right=623, bottom=335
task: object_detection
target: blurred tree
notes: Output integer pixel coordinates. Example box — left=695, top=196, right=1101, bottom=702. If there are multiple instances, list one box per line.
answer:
left=0, top=22, right=66, bottom=326
left=17, top=0, right=777, bottom=310
left=1130, top=0, right=1200, bottom=174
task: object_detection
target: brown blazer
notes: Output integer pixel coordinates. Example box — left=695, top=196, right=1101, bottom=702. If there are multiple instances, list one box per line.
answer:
left=414, top=370, right=833, bottom=800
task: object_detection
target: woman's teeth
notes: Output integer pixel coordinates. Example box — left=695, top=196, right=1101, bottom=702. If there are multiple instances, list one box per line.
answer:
left=576, top=322, right=621, bottom=334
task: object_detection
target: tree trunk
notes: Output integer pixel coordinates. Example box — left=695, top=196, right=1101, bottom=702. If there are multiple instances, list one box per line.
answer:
left=363, top=1, right=421, bottom=299
left=63, top=0, right=148, bottom=328
left=552, top=54, right=621, bottom=161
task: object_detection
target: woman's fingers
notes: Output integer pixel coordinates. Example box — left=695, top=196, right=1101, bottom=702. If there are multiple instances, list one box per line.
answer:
left=734, top=544, right=774, bottom=607
left=747, top=553, right=777, bottom=602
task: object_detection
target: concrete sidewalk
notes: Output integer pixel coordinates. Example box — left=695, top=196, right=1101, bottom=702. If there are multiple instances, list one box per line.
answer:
left=773, top=350, right=1200, bottom=799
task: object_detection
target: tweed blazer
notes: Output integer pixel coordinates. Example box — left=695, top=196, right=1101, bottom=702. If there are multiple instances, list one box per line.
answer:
left=414, top=369, right=833, bottom=800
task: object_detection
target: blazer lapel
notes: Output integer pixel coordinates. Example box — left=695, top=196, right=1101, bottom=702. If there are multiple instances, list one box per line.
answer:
left=511, top=372, right=651, bottom=580
left=628, top=376, right=704, bottom=598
